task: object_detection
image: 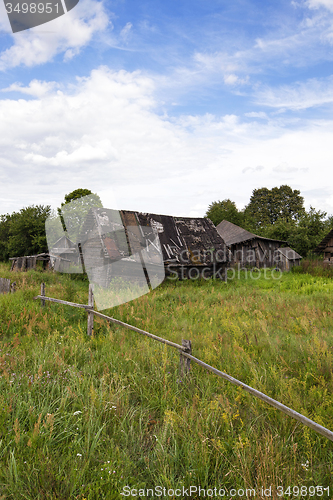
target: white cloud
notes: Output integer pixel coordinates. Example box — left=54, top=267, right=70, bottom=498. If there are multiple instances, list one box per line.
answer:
left=0, top=67, right=333, bottom=217
left=307, top=0, right=333, bottom=11
left=0, top=0, right=109, bottom=70
left=272, top=162, right=308, bottom=173
left=120, top=22, right=133, bottom=41
left=242, top=165, right=265, bottom=174
left=254, top=76, right=333, bottom=110
left=244, top=112, right=268, bottom=118
left=2, top=80, right=58, bottom=97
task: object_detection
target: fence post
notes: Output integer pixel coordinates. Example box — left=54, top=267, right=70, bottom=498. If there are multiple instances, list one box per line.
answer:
left=87, top=284, right=94, bottom=336
left=41, top=282, right=45, bottom=307
left=180, top=339, right=192, bottom=378
left=10, top=281, right=16, bottom=293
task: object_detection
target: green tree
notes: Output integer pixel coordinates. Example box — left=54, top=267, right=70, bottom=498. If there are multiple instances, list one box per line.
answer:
left=261, top=207, right=330, bottom=257
left=0, top=213, right=11, bottom=261
left=57, top=188, right=103, bottom=242
left=6, top=205, right=51, bottom=258
left=244, top=185, right=305, bottom=231
left=205, top=199, right=244, bottom=227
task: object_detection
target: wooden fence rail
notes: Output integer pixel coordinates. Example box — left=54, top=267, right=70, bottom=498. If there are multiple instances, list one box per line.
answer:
left=34, top=282, right=333, bottom=443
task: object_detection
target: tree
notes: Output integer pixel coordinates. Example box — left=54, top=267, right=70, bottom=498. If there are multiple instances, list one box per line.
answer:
left=0, top=213, right=11, bottom=261
left=57, top=188, right=103, bottom=242
left=261, top=207, right=330, bottom=257
left=205, top=199, right=244, bottom=227
left=244, top=185, right=305, bottom=231
left=6, top=205, right=51, bottom=258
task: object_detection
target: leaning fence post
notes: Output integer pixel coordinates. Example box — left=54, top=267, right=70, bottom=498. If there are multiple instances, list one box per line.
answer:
left=87, top=284, right=94, bottom=336
left=41, top=282, right=45, bottom=307
left=10, top=281, right=16, bottom=293
left=180, top=339, right=192, bottom=378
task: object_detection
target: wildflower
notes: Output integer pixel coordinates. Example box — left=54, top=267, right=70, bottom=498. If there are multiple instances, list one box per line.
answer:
left=73, top=411, right=82, bottom=416
left=301, top=460, right=310, bottom=470
left=77, top=453, right=82, bottom=457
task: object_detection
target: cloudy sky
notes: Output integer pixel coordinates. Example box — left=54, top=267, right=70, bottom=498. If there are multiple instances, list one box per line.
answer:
left=0, top=0, right=333, bottom=218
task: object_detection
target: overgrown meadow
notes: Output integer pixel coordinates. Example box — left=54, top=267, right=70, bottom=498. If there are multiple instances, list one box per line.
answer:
left=0, top=262, right=333, bottom=499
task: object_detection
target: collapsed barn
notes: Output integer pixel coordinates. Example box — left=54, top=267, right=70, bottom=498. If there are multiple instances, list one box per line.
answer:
left=216, top=220, right=298, bottom=269
left=77, top=209, right=229, bottom=288
left=314, top=229, right=333, bottom=265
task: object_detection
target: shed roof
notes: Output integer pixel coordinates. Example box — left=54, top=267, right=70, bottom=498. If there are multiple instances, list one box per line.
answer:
left=216, top=220, right=287, bottom=247
left=314, top=229, right=333, bottom=253
left=277, top=247, right=302, bottom=260
left=80, top=209, right=228, bottom=266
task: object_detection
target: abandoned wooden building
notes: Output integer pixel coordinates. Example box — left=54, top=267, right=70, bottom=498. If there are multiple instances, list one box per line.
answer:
left=78, top=208, right=229, bottom=287
left=10, top=253, right=51, bottom=271
left=276, top=247, right=302, bottom=271
left=216, top=220, right=289, bottom=268
left=314, top=229, right=333, bottom=265
left=49, top=235, right=80, bottom=272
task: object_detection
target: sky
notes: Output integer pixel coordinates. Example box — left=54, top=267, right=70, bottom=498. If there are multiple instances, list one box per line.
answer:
left=0, top=0, right=333, bottom=218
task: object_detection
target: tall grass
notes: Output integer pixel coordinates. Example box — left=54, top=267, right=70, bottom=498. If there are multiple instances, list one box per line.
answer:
left=0, top=262, right=333, bottom=499
left=292, top=259, right=333, bottom=278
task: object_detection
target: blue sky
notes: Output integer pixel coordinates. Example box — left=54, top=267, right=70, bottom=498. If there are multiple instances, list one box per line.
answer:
left=1, top=0, right=333, bottom=217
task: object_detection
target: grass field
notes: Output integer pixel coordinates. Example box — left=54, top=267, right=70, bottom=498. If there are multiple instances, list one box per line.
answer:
left=0, top=262, right=333, bottom=499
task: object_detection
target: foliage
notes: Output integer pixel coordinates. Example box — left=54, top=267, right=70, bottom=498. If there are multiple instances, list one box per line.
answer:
left=261, top=207, right=331, bottom=256
left=0, top=213, right=12, bottom=261
left=244, top=185, right=305, bottom=229
left=57, top=188, right=103, bottom=240
left=0, top=264, right=333, bottom=497
left=0, top=205, right=51, bottom=261
left=291, top=259, right=333, bottom=278
left=206, top=186, right=333, bottom=257
left=205, top=199, right=244, bottom=227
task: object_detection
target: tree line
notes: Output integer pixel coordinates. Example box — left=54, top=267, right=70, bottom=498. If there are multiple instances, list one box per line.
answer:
left=0, top=189, right=101, bottom=262
left=0, top=185, right=331, bottom=262
left=205, top=185, right=333, bottom=257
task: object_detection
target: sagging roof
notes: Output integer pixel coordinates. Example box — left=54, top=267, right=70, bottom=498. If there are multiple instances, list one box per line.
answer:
left=277, top=247, right=302, bottom=261
left=314, top=229, right=333, bottom=253
left=80, top=209, right=228, bottom=266
left=216, top=220, right=287, bottom=247
left=50, top=235, right=77, bottom=255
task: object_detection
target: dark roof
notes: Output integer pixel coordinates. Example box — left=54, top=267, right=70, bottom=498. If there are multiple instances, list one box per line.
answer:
left=80, top=209, right=228, bottom=266
left=134, top=212, right=228, bottom=265
left=277, top=247, right=302, bottom=260
left=314, top=229, right=333, bottom=253
left=216, top=220, right=287, bottom=247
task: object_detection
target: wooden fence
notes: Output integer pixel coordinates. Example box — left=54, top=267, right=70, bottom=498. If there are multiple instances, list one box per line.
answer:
left=0, top=278, right=16, bottom=295
left=34, top=283, right=333, bottom=443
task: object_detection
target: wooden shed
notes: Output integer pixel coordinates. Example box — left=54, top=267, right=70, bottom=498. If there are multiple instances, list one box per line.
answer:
left=314, top=229, right=333, bottom=265
left=10, top=253, right=51, bottom=271
left=216, top=220, right=288, bottom=268
left=276, top=247, right=302, bottom=271
left=49, top=235, right=80, bottom=272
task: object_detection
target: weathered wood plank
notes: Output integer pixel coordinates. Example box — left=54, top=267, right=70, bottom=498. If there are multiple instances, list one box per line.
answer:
left=34, top=295, right=92, bottom=309
left=41, top=282, right=46, bottom=307
left=180, top=339, right=192, bottom=377
left=89, top=309, right=185, bottom=350
left=87, top=284, right=94, bottom=336
left=179, top=351, right=333, bottom=442
left=0, top=278, right=11, bottom=294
